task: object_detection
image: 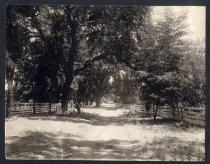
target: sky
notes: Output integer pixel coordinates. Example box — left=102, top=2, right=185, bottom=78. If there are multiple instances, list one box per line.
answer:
left=151, top=6, right=206, bottom=40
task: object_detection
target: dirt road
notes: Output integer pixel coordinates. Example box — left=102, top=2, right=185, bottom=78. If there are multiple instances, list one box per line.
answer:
left=5, top=103, right=205, bottom=160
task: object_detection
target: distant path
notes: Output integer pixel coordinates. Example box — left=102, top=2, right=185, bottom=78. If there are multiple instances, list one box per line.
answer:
left=5, top=102, right=205, bottom=160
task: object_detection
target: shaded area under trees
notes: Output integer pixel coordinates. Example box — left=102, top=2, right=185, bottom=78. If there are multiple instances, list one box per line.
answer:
left=6, top=6, right=205, bottom=118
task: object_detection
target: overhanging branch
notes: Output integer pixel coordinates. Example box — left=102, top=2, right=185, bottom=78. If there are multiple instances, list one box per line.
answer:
left=74, top=53, right=107, bottom=75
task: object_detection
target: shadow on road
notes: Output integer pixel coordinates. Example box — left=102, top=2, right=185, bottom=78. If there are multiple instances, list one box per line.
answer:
left=22, top=111, right=184, bottom=127
left=5, top=131, right=204, bottom=160
left=6, top=105, right=205, bottom=160
left=24, top=112, right=131, bottom=126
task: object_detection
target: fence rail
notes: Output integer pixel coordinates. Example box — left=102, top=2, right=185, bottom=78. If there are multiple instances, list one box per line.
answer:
left=135, top=104, right=205, bottom=126
left=8, top=102, right=205, bottom=126
left=8, top=103, right=78, bottom=116
left=9, top=103, right=57, bottom=116
left=158, top=106, right=205, bottom=127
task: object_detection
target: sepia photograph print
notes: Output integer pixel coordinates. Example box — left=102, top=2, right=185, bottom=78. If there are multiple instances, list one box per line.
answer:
left=5, top=5, right=205, bottom=161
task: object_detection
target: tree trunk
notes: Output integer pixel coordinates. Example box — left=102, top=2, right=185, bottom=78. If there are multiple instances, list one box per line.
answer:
left=49, top=100, right=51, bottom=113
left=6, top=59, right=15, bottom=118
left=152, top=103, right=155, bottom=116
left=153, top=104, right=159, bottom=121
left=5, top=53, right=15, bottom=117
left=61, top=20, right=78, bottom=113
left=32, top=82, right=36, bottom=114
left=145, top=99, right=151, bottom=117
left=172, top=106, right=176, bottom=117
left=85, top=98, right=89, bottom=106
left=95, top=97, right=102, bottom=108
left=6, top=80, right=13, bottom=118
left=171, top=99, right=177, bottom=117
left=33, top=98, right=36, bottom=114
left=61, top=77, right=74, bottom=113
left=145, top=99, right=151, bottom=112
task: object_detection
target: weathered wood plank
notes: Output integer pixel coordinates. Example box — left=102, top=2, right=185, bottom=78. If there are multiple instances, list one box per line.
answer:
left=158, top=105, right=205, bottom=126
left=183, top=118, right=205, bottom=126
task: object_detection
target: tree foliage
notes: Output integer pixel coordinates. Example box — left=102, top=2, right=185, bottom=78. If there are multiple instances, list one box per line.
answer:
left=6, top=6, right=205, bottom=118
left=135, top=9, right=205, bottom=120
left=6, top=5, right=149, bottom=113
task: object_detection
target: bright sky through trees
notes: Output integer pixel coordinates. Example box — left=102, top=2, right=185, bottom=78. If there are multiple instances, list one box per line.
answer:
left=152, top=6, right=205, bottom=40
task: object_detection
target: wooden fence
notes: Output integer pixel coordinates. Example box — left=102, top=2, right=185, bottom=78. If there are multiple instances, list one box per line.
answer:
left=9, top=103, right=57, bottom=116
left=8, top=102, right=205, bottom=126
left=158, top=105, right=205, bottom=127
left=134, top=104, right=205, bottom=126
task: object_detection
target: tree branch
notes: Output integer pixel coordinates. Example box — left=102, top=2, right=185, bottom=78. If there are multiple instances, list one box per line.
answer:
left=117, top=58, right=137, bottom=71
left=74, top=53, right=107, bottom=75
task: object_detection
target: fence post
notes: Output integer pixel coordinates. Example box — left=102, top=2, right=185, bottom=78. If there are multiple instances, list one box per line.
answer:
left=49, top=102, right=51, bottom=113
left=33, top=100, right=35, bottom=114
left=32, top=81, right=36, bottom=114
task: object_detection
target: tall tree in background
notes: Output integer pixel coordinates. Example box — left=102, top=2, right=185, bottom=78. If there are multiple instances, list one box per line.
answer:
left=136, top=9, right=191, bottom=120
left=179, top=39, right=205, bottom=106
